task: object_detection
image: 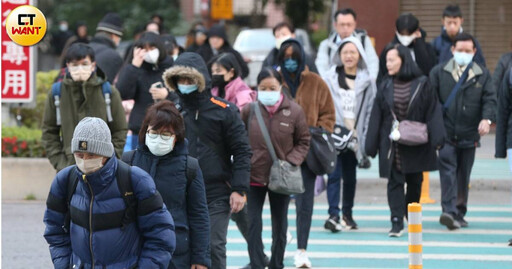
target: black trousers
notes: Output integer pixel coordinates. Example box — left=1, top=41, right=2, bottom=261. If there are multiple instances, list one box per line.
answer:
left=208, top=197, right=231, bottom=269
left=294, top=163, right=317, bottom=250
left=438, top=143, right=476, bottom=218
left=247, top=186, right=290, bottom=269
left=387, top=166, right=423, bottom=222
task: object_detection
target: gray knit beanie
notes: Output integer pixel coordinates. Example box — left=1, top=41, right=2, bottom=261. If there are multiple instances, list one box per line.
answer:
left=71, top=117, right=114, bottom=157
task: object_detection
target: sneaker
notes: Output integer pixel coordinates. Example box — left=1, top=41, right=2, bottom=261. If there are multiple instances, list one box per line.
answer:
left=294, top=250, right=312, bottom=268
left=342, top=214, right=358, bottom=230
left=439, top=213, right=461, bottom=230
left=388, top=218, right=404, bottom=237
left=324, top=216, right=342, bottom=233
left=287, top=230, right=293, bottom=245
left=456, top=216, right=468, bottom=228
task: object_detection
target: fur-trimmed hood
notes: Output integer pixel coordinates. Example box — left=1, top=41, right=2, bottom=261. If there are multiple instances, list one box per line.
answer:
left=163, top=52, right=211, bottom=93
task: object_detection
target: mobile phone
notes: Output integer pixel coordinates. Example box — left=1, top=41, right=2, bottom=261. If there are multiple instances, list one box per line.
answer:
left=152, top=81, right=164, bottom=88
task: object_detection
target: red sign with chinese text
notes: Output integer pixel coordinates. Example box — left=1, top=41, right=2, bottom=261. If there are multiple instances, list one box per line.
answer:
left=1, top=0, right=35, bottom=103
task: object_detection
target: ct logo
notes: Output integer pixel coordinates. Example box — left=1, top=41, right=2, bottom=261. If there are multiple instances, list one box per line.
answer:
left=5, top=5, right=47, bottom=46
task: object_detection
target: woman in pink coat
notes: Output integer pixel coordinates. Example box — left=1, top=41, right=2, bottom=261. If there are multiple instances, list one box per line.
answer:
left=209, top=52, right=256, bottom=110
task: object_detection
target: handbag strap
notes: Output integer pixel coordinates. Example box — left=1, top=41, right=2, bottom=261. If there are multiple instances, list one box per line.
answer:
left=443, top=61, right=473, bottom=113
left=353, top=88, right=367, bottom=129
left=251, top=102, right=278, bottom=163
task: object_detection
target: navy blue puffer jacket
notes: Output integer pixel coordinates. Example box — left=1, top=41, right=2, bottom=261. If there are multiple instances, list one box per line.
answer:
left=131, top=140, right=211, bottom=268
left=44, top=155, right=176, bottom=268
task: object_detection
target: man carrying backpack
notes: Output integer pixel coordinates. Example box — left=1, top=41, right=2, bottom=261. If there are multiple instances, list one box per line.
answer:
left=44, top=117, right=176, bottom=268
left=42, top=43, right=127, bottom=171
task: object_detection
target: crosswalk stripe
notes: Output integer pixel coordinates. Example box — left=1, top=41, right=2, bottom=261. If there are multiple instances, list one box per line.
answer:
left=267, top=205, right=512, bottom=212
left=226, top=251, right=512, bottom=261
left=228, top=225, right=512, bottom=235
left=227, top=238, right=510, bottom=248
left=227, top=267, right=387, bottom=269
left=258, top=214, right=512, bottom=223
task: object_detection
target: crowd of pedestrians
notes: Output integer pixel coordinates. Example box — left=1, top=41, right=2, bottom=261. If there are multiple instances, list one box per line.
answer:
left=41, top=4, right=512, bottom=268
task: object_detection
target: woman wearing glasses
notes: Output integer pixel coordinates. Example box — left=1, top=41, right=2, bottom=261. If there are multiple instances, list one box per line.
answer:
left=124, top=100, right=210, bottom=269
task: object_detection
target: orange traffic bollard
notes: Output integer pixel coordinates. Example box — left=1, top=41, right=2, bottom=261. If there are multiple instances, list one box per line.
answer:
left=408, top=203, right=423, bottom=269
left=420, top=172, right=435, bottom=204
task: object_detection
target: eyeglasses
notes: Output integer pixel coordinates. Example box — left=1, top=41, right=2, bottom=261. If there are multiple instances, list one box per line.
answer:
left=147, top=130, right=174, bottom=140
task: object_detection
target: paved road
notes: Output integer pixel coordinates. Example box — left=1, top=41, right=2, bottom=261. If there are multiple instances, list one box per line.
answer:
left=3, top=134, right=510, bottom=268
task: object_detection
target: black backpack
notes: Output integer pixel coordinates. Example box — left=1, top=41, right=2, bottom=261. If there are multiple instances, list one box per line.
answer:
left=46, top=160, right=150, bottom=233
left=121, top=150, right=199, bottom=194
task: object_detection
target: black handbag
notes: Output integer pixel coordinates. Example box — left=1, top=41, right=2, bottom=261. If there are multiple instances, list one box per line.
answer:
left=305, top=126, right=337, bottom=175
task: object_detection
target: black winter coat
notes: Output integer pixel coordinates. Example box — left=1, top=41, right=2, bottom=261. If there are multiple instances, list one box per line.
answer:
left=89, top=35, right=123, bottom=83
left=378, top=31, right=437, bottom=84
left=365, top=76, right=445, bottom=178
left=163, top=53, right=252, bottom=202
left=495, top=68, right=512, bottom=158
left=116, top=56, right=176, bottom=134
left=131, top=141, right=211, bottom=268
left=493, top=52, right=512, bottom=94
left=429, top=59, right=497, bottom=144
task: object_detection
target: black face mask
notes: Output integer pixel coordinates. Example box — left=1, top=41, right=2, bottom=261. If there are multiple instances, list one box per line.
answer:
left=211, top=74, right=227, bottom=88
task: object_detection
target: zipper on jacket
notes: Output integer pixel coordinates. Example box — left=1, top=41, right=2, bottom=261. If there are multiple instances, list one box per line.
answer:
left=195, top=110, right=199, bottom=120
left=83, top=174, right=95, bottom=267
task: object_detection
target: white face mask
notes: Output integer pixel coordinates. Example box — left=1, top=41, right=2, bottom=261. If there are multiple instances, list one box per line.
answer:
left=275, top=35, right=292, bottom=49
left=146, top=133, right=176, bottom=156
left=74, top=156, right=104, bottom=174
left=396, top=32, right=415, bottom=47
left=68, top=65, right=93, bottom=82
left=144, top=49, right=160, bottom=64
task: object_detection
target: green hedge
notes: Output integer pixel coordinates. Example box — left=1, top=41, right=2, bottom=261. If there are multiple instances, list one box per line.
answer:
left=11, top=70, right=59, bottom=129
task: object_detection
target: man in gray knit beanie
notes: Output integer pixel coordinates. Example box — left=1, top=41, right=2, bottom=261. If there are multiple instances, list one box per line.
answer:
left=71, top=117, right=114, bottom=174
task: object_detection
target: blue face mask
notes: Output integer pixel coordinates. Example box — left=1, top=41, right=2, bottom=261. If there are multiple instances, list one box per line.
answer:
left=177, top=84, right=198, bottom=94
left=284, top=59, right=298, bottom=73
left=258, top=90, right=281, bottom=106
left=453, top=52, right=474, bottom=66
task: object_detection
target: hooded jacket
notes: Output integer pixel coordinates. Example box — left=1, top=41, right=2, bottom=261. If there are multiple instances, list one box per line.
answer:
left=279, top=39, right=336, bottom=133
left=163, top=53, right=252, bottom=202
left=262, top=47, right=319, bottom=74
left=44, top=156, right=176, bottom=268
left=429, top=58, right=496, bottom=145
left=316, top=30, right=379, bottom=79
left=378, top=29, right=437, bottom=84
left=131, top=140, right=210, bottom=268
left=211, top=76, right=255, bottom=110
left=196, top=24, right=249, bottom=79
left=322, top=36, right=377, bottom=161
left=116, top=55, right=176, bottom=134
left=42, top=70, right=127, bottom=171
left=365, top=76, right=445, bottom=178
left=89, top=33, right=123, bottom=83
left=432, top=28, right=486, bottom=67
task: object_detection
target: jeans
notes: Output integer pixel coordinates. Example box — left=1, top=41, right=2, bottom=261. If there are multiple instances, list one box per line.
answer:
left=208, top=197, right=231, bottom=269
left=247, top=186, right=290, bottom=269
left=294, top=163, right=317, bottom=250
left=438, top=143, right=476, bottom=218
left=230, top=206, right=250, bottom=243
left=326, top=150, right=358, bottom=217
left=387, top=166, right=423, bottom=221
